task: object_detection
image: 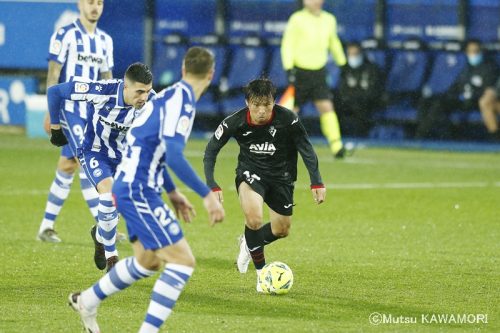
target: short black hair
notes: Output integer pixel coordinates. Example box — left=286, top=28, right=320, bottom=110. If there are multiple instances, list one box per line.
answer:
left=244, top=78, right=277, bottom=101
left=346, top=41, right=362, bottom=50
left=125, top=62, right=153, bottom=85
left=184, top=47, right=215, bottom=77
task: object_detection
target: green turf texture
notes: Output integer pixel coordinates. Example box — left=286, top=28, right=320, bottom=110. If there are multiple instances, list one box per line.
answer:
left=0, top=134, right=498, bottom=332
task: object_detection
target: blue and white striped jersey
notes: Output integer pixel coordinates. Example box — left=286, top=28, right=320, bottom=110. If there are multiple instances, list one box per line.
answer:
left=49, top=79, right=147, bottom=160
left=48, top=19, right=113, bottom=119
left=116, top=80, right=209, bottom=197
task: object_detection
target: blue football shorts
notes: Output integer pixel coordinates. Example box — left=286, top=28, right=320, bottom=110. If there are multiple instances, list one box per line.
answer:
left=112, top=179, right=184, bottom=250
left=60, top=111, right=86, bottom=159
left=78, top=150, right=120, bottom=187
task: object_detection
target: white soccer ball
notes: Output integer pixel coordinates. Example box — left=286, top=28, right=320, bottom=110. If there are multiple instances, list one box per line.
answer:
left=259, top=261, right=293, bottom=295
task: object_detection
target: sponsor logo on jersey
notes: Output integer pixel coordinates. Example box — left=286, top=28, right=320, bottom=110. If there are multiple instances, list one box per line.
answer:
left=93, top=168, right=103, bottom=178
left=291, top=118, right=299, bottom=125
left=98, top=116, right=130, bottom=132
left=176, top=115, right=191, bottom=136
left=249, top=142, right=276, bottom=155
left=215, top=124, right=224, bottom=140
left=184, top=104, right=194, bottom=113
left=77, top=53, right=104, bottom=65
left=94, top=85, right=102, bottom=92
left=50, top=40, right=62, bottom=55
left=75, top=82, right=89, bottom=93
left=242, top=131, right=252, bottom=136
left=268, top=126, right=276, bottom=137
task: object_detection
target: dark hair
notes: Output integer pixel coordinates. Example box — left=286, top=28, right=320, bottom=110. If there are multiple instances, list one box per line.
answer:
left=184, top=47, right=215, bottom=77
left=125, top=62, right=153, bottom=85
left=464, top=39, right=482, bottom=50
left=244, top=78, right=277, bottom=101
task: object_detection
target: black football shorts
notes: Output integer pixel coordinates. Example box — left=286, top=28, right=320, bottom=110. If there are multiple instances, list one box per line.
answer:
left=235, top=169, right=295, bottom=216
left=294, top=66, right=332, bottom=107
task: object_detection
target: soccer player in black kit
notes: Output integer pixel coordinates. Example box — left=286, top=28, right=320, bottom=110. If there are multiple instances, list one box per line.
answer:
left=203, top=78, right=326, bottom=292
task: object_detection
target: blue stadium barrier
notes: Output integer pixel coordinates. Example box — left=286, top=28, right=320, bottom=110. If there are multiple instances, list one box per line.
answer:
left=299, top=102, right=317, bottom=118
left=365, top=49, right=387, bottom=70
left=205, top=45, right=227, bottom=86
left=221, top=93, right=246, bottom=115
left=325, top=60, right=341, bottom=89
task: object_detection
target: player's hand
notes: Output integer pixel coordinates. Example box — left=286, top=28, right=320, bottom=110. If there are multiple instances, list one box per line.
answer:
left=312, top=186, right=326, bottom=204
left=203, top=192, right=225, bottom=226
left=43, top=112, right=51, bottom=135
left=50, top=127, right=68, bottom=147
left=212, top=188, right=224, bottom=204
left=168, top=190, right=196, bottom=223
left=286, top=69, right=296, bottom=85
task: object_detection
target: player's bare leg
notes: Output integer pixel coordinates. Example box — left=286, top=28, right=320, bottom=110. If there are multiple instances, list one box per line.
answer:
left=479, top=88, right=499, bottom=140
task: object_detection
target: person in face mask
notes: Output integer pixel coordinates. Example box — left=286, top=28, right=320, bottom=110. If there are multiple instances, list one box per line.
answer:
left=416, top=39, right=498, bottom=140
left=334, top=42, right=385, bottom=137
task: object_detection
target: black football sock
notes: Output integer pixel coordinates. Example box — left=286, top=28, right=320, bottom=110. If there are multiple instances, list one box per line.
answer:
left=262, top=222, right=279, bottom=245
left=245, top=225, right=266, bottom=270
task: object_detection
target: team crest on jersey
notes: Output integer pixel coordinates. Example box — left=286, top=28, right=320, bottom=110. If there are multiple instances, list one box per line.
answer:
left=215, top=124, right=224, bottom=140
left=50, top=40, right=62, bottom=55
left=75, top=83, right=89, bottom=93
left=93, top=168, right=103, bottom=178
left=268, top=126, right=276, bottom=137
left=249, top=142, right=276, bottom=155
left=176, top=115, right=190, bottom=136
left=168, top=223, right=180, bottom=236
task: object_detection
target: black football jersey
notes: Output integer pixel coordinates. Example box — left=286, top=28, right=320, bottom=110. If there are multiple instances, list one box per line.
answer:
left=204, top=104, right=323, bottom=189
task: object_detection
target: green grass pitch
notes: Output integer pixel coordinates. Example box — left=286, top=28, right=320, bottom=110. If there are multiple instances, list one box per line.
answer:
left=0, top=133, right=498, bottom=332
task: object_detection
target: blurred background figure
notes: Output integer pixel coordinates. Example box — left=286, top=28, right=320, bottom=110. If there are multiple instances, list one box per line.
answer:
left=335, top=42, right=385, bottom=138
left=478, top=77, right=500, bottom=141
left=281, top=0, right=348, bottom=158
left=416, top=39, right=498, bottom=140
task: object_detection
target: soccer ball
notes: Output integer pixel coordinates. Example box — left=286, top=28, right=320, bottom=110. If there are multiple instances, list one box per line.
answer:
left=259, top=261, right=293, bottom=295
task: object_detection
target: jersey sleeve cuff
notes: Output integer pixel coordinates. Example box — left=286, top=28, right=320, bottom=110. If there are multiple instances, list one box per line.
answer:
left=310, top=184, right=325, bottom=189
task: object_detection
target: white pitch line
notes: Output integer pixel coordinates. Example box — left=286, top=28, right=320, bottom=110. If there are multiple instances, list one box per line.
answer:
left=2, top=181, right=499, bottom=196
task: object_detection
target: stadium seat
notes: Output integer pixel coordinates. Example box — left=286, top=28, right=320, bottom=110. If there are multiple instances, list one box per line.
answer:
left=221, top=93, right=246, bottom=115
left=152, top=43, right=187, bottom=87
left=196, top=91, right=219, bottom=115
left=365, top=49, right=387, bottom=69
left=386, top=50, right=429, bottom=93
left=225, top=46, right=267, bottom=91
left=267, top=47, right=288, bottom=89
left=299, top=102, right=317, bottom=118
left=422, top=52, right=466, bottom=97
left=325, top=60, right=341, bottom=89
left=204, top=45, right=227, bottom=87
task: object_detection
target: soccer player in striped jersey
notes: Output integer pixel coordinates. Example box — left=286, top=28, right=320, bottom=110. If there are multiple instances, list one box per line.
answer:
left=38, top=0, right=113, bottom=243
left=67, top=47, right=224, bottom=333
left=48, top=63, right=154, bottom=272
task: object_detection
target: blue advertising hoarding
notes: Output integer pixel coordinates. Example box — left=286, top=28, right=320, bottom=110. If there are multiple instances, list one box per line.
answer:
left=387, top=0, right=460, bottom=41
left=468, top=0, right=500, bottom=42
left=324, top=0, right=376, bottom=41
left=155, top=0, right=217, bottom=37
left=0, top=76, right=38, bottom=126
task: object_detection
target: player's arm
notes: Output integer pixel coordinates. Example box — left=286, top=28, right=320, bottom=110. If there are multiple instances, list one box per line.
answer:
left=203, top=120, right=234, bottom=202
left=164, top=138, right=224, bottom=225
left=44, top=61, right=64, bottom=134
left=329, top=17, right=347, bottom=67
left=291, top=116, right=326, bottom=204
left=162, top=167, right=196, bottom=223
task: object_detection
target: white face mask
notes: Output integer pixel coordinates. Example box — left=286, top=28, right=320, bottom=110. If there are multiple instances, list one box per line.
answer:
left=348, top=55, right=363, bottom=69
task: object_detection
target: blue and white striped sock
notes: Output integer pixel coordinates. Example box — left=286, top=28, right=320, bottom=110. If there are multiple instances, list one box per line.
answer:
left=97, top=193, right=119, bottom=258
left=39, top=170, right=74, bottom=233
left=79, top=170, right=99, bottom=222
left=80, top=256, right=156, bottom=310
left=139, top=264, right=194, bottom=333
